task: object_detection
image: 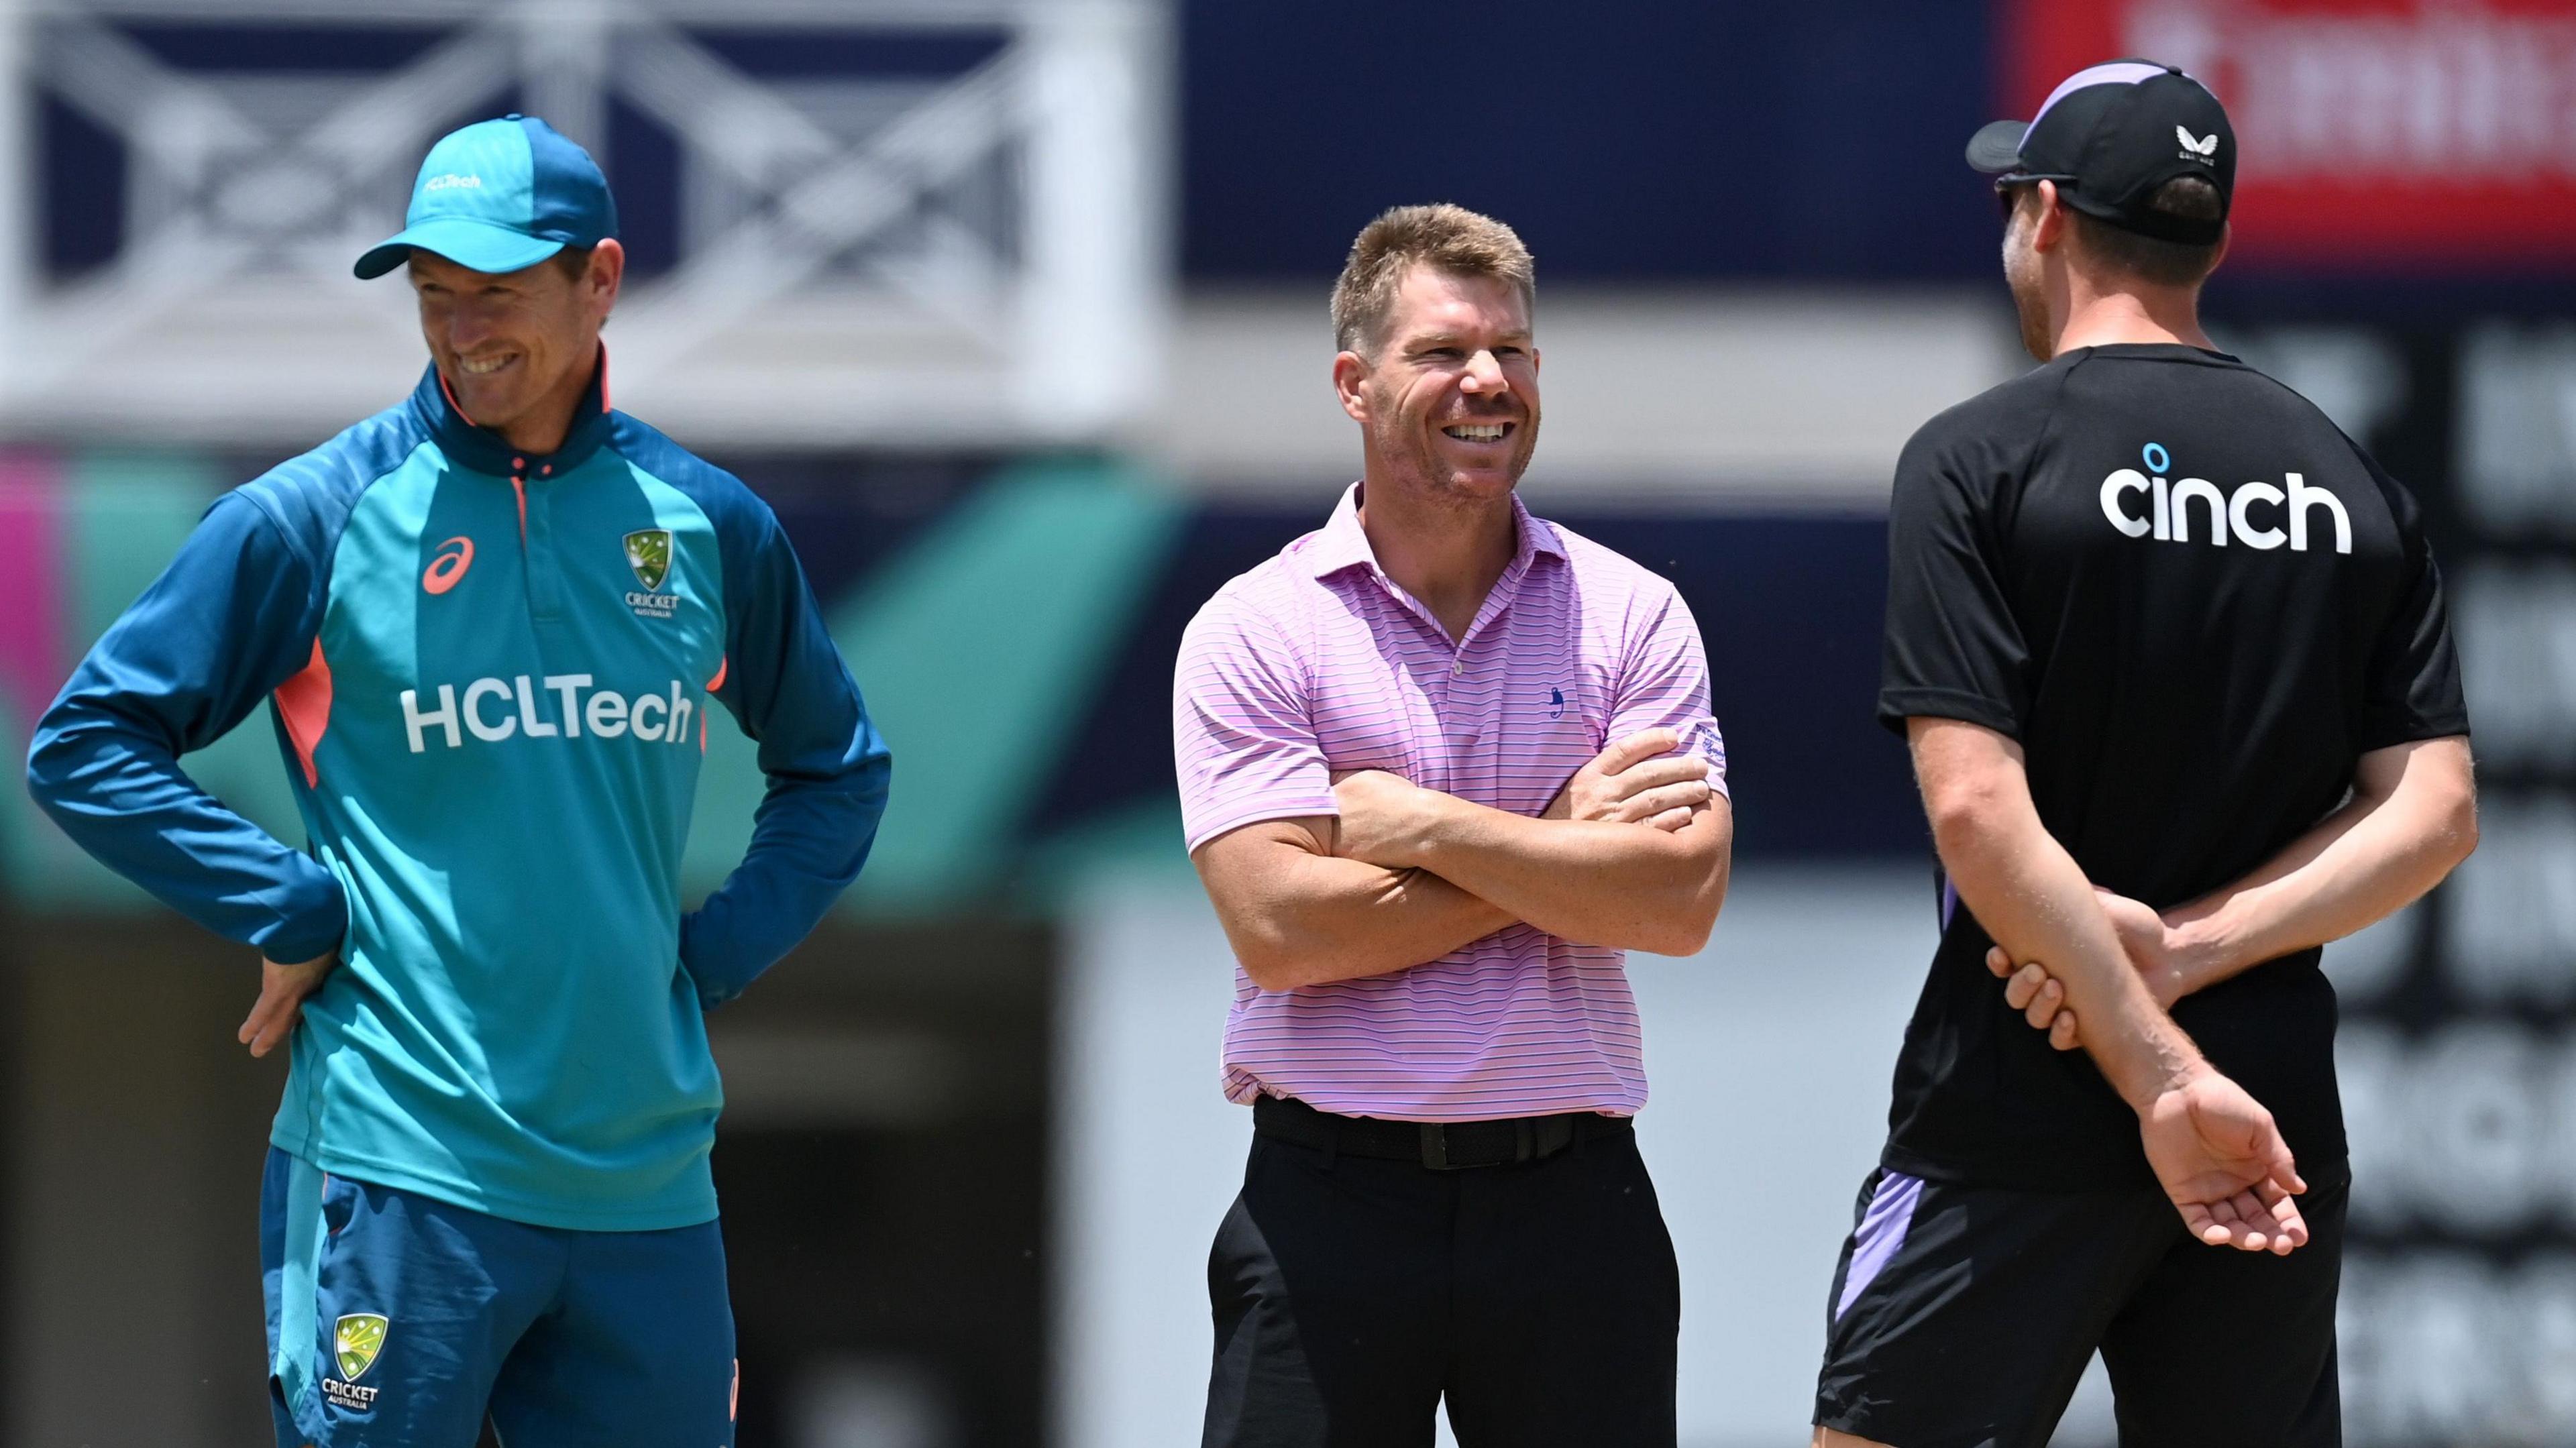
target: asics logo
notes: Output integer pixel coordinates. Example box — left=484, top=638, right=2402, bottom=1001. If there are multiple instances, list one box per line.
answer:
left=421, top=537, right=474, bottom=595
left=2099, top=444, right=2351, bottom=554
left=400, top=674, right=695, bottom=753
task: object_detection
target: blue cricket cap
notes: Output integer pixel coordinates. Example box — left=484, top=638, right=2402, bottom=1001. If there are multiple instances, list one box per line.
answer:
left=354, top=114, right=617, bottom=280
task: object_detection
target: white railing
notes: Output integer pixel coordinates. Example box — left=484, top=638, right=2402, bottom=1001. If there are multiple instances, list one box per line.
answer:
left=0, top=0, right=1168, bottom=448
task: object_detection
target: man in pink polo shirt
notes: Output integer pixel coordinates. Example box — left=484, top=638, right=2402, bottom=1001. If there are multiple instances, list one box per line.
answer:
left=1172, top=204, right=1733, bottom=1447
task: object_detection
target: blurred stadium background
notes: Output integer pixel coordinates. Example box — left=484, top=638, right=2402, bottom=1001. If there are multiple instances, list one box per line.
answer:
left=0, top=1, right=2567, bottom=1445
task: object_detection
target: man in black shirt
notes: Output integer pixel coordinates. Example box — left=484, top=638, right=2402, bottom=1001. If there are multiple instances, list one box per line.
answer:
left=1811, top=61, right=2477, bottom=1448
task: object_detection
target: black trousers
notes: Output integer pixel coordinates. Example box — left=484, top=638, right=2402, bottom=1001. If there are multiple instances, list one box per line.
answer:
left=1201, top=1120, right=1680, bottom=1448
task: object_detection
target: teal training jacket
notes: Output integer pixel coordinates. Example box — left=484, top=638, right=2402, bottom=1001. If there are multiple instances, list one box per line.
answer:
left=28, top=359, right=892, bottom=1230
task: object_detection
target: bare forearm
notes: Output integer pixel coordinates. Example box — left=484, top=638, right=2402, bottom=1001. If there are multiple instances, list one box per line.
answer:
left=1936, top=805, right=2204, bottom=1111
left=2165, top=747, right=2477, bottom=992
left=1210, top=849, right=1516, bottom=990
left=1403, top=795, right=1729, bottom=955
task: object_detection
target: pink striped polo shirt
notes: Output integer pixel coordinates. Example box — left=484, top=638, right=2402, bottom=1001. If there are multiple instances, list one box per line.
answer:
left=1173, top=484, right=1727, bottom=1122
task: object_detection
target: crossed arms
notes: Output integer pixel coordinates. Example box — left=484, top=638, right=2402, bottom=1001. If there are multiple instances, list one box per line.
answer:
left=1192, top=729, right=1733, bottom=993
left=1919, top=717, right=2477, bottom=1251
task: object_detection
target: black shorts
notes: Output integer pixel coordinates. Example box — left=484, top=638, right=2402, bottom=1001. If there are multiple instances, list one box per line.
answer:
left=1813, top=1166, right=2348, bottom=1448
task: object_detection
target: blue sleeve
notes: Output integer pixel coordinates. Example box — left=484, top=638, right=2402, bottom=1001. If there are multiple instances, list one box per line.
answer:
left=25, top=493, right=349, bottom=962
left=678, top=498, right=891, bottom=1007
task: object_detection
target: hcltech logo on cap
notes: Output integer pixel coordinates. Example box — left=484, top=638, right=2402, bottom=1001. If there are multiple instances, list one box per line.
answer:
left=354, top=115, right=617, bottom=280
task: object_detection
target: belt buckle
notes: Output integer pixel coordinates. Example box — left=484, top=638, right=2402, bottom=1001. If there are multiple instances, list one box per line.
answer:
left=1418, top=1122, right=1458, bottom=1170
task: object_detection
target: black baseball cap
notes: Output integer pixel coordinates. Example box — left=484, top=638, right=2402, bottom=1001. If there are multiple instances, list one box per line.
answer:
left=1967, top=60, right=2234, bottom=245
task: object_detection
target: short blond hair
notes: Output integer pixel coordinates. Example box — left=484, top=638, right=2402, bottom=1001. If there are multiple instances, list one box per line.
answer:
left=1330, top=203, right=1536, bottom=357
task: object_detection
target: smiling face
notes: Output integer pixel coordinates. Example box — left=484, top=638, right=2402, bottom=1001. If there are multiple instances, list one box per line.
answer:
left=409, top=241, right=622, bottom=450
left=1338, top=264, right=1540, bottom=508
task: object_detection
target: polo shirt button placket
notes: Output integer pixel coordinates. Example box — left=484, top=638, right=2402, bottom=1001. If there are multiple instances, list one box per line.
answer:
left=1443, top=651, right=1479, bottom=791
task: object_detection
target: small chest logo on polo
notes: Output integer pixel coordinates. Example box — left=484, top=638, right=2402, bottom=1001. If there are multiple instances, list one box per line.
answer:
left=2099, top=443, right=2351, bottom=554
left=1548, top=686, right=1567, bottom=720
left=321, top=1313, right=387, bottom=1411
left=623, top=528, right=680, bottom=618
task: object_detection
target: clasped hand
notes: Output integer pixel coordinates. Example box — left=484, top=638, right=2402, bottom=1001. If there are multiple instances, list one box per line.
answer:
left=1985, top=887, right=2190, bottom=1051
left=1984, top=891, right=2308, bottom=1256
left=1327, top=727, right=1711, bottom=866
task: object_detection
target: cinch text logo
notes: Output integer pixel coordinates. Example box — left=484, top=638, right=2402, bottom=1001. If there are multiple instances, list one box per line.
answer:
left=400, top=674, right=696, bottom=752
left=2098, top=442, right=2351, bottom=554
left=423, top=173, right=482, bottom=191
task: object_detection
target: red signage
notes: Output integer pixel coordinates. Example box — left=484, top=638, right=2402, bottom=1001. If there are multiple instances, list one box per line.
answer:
left=2000, top=0, right=2576, bottom=269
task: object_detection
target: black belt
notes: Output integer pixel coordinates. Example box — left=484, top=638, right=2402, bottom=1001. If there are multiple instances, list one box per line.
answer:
left=1253, top=1093, right=1629, bottom=1171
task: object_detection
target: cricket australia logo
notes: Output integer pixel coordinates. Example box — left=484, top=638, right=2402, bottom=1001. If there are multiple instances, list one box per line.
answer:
left=623, top=528, right=679, bottom=619
left=625, top=528, right=672, bottom=590
left=321, top=1313, right=388, bottom=1412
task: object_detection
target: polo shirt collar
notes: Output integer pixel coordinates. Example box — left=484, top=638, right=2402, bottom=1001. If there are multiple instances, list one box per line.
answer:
left=1303, top=482, right=1567, bottom=582
left=408, top=344, right=614, bottom=478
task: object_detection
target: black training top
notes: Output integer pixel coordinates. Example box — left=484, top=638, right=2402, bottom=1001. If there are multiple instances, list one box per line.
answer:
left=1875, top=342, right=2469, bottom=1192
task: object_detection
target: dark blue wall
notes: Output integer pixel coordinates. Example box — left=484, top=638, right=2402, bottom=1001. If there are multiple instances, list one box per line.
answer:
left=1180, top=1, right=1998, bottom=282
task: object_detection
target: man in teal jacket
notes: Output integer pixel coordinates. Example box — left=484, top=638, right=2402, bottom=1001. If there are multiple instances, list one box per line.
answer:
left=25, top=114, right=891, bottom=1447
